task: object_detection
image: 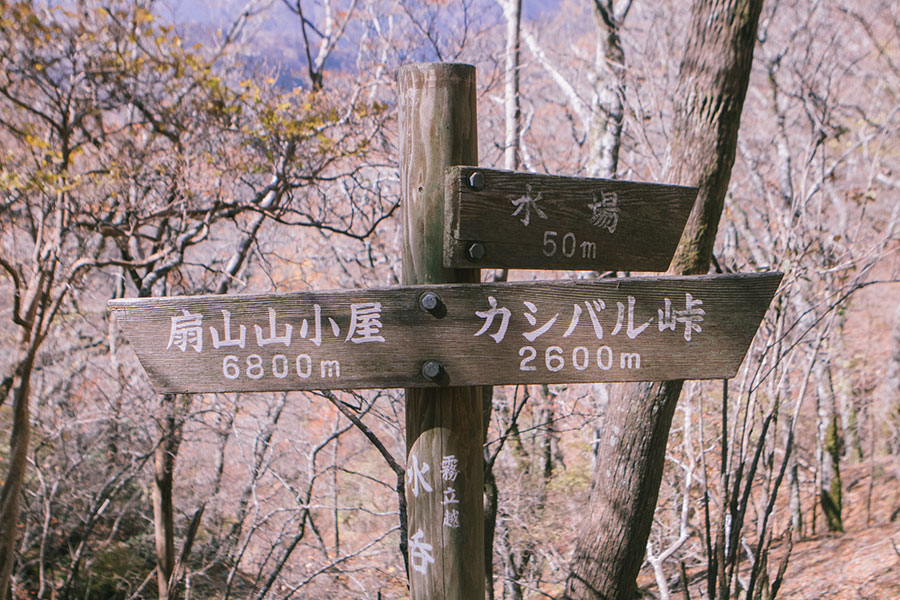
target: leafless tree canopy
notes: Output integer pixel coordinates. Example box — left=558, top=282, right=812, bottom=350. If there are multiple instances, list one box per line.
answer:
left=1, top=0, right=898, bottom=599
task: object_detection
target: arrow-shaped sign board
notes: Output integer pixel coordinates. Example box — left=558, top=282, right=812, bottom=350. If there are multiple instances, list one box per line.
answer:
left=444, top=167, right=698, bottom=271
left=109, top=273, right=780, bottom=393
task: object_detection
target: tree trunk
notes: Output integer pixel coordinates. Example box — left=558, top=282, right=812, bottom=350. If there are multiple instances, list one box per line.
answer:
left=483, top=448, right=499, bottom=600
left=586, top=1, right=627, bottom=178
left=589, top=384, right=610, bottom=473
left=835, top=370, right=863, bottom=462
left=881, top=299, right=900, bottom=455
left=502, top=0, right=523, bottom=172
left=539, top=385, right=556, bottom=481
left=816, top=364, right=843, bottom=533
left=154, top=394, right=183, bottom=600
left=820, top=414, right=843, bottom=533
left=0, top=339, right=38, bottom=600
left=828, top=331, right=863, bottom=461
left=563, top=1, right=764, bottom=598
left=787, top=446, right=803, bottom=538
left=564, top=380, right=683, bottom=600
left=483, top=4, right=524, bottom=595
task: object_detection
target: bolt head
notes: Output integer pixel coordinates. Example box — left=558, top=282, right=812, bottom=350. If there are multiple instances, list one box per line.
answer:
left=422, top=360, right=443, bottom=381
left=465, top=242, right=486, bottom=262
left=468, top=171, right=485, bottom=191
left=418, top=291, right=440, bottom=312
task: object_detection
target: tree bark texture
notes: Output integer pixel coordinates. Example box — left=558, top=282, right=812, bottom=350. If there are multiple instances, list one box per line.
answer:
left=0, top=337, right=37, bottom=600
left=154, top=394, right=183, bottom=600
left=669, top=0, right=764, bottom=276
left=787, top=440, right=803, bottom=538
left=564, top=1, right=764, bottom=598
left=881, top=299, right=900, bottom=454
left=492, top=4, right=523, bottom=591
left=816, top=364, right=843, bottom=532
left=564, top=380, right=683, bottom=600
left=502, top=0, right=523, bottom=172
left=586, top=1, right=627, bottom=179
left=483, top=448, right=499, bottom=600
left=399, top=63, right=484, bottom=600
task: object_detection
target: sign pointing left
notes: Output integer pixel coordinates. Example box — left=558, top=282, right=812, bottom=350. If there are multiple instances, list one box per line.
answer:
left=109, top=272, right=780, bottom=393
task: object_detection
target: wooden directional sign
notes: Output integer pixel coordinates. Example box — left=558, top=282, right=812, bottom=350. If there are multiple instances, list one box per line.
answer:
left=444, top=167, right=698, bottom=271
left=109, top=272, right=780, bottom=393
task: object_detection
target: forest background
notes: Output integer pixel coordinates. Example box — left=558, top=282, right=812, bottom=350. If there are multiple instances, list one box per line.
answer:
left=1, top=0, right=899, bottom=599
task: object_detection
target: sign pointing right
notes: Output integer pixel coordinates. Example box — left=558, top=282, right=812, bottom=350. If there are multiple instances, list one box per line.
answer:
left=109, top=272, right=781, bottom=393
left=444, top=167, right=698, bottom=271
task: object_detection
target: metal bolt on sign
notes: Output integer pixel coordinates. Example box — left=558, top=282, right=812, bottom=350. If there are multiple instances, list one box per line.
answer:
left=421, top=360, right=444, bottom=382
left=418, top=291, right=441, bottom=312
left=465, top=242, right=486, bottom=263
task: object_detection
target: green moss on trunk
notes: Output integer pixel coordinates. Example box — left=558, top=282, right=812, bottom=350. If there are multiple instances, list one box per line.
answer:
left=821, top=417, right=844, bottom=533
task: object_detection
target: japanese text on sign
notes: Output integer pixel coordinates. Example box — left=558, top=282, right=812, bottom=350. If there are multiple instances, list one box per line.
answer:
left=111, top=273, right=781, bottom=392
left=165, top=303, right=386, bottom=383
left=473, top=292, right=705, bottom=374
left=407, top=452, right=462, bottom=576
left=164, top=293, right=706, bottom=384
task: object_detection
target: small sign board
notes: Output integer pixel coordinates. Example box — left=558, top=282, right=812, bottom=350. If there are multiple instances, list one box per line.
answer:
left=109, top=273, right=780, bottom=393
left=444, top=167, right=698, bottom=271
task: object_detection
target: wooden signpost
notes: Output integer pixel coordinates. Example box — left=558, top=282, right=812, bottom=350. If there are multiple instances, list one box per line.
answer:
left=110, top=63, right=782, bottom=600
left=444, top=167, right=698, bottom=271
left=110, top=273, right=781, bottom=394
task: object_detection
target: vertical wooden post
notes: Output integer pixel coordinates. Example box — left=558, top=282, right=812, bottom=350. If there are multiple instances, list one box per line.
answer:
left=399, top=63, right=484, bottom=600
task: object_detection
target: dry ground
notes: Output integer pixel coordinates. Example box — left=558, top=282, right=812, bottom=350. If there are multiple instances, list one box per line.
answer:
left=775, top=459, right=900, bottom=600
left=640, top=458, right=900, bottom=600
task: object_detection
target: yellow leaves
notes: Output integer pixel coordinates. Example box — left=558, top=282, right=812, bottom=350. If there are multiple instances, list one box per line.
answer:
left=0, top=163, right=64, bottom=195
left=353, top=100, right=388, bottom=119
left=24, top=134, right=49, bottom=150
left=0, top=168, right=24, bottom=193
left=135, top=7, right=154, bottom=24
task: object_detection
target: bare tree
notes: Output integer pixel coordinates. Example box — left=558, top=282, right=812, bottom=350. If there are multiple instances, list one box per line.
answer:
left=0, top=1, right=395, bottom=596
left=563, top=2, right=765, bottom=598
left=882, top=301, right=900, bottom=454
left=282, top=0, right=360, bottom=90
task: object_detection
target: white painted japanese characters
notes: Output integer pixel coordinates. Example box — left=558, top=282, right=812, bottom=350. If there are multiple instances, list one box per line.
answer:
left=164, top=303, right=384, bottom=384
left=406, top=451, right=463, bottom=576
left=510, top=186, right=621, bottom=262
left=444, top=166, right=698, bottom=271
left=109, top=272, right=781, bottom=392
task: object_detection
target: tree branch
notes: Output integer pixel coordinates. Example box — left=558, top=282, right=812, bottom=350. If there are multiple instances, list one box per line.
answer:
left=521, top=26, right=589, bottom=128
left=0, top=256, right=27, bottom=327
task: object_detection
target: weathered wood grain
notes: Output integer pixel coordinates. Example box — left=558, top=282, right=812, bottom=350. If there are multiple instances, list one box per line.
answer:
left=108, top=272, right=781, bottom=393
left=444, top=166, right=698, bottom=271
left=399, top=62, right=483, bottom=600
